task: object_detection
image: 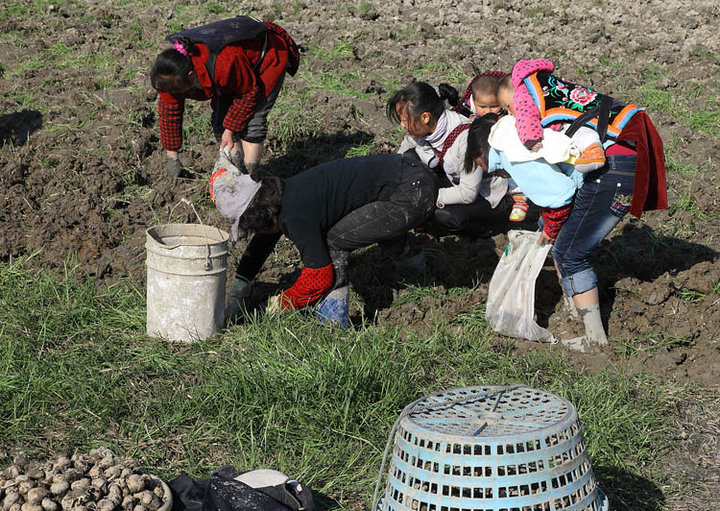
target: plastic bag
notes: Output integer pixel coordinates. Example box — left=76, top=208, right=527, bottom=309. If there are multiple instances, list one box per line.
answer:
left=485, top=230, right=554, bottom=342
left=212, top=147, right=240, bottom=176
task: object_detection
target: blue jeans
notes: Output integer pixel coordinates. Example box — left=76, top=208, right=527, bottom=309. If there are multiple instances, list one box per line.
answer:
left=552, top=155, right=636, bottom=296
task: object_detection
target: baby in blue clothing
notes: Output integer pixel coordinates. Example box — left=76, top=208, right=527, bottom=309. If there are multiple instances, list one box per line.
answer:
left=469, top=113, right=584, bottom=242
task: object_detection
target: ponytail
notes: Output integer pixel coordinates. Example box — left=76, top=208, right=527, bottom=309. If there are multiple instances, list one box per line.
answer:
left=386, top=81, right=459, bottom=126
left=436, top=83, right=459, bottom=108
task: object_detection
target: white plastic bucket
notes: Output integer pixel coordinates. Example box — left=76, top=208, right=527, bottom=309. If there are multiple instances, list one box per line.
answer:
left=146, top=223, right=229, bottom=341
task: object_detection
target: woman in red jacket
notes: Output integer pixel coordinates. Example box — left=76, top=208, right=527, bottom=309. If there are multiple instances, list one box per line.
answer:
left=151, top=21, right=299, bottom=177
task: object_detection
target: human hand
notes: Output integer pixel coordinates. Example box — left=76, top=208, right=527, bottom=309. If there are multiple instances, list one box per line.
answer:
left=220, top=129, right=235, bottom=151
left=538, top=230, right=554, bottom=245
left=530, top=141, right=543, bottom=152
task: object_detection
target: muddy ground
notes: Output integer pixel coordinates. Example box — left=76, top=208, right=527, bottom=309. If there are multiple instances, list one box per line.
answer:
left=0, top=0, right=718, bottom=508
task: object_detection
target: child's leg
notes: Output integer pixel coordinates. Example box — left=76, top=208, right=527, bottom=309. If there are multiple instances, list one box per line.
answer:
left=507, top=178, right=528, bottom=222
left=572, top=126, right=606, bottom=173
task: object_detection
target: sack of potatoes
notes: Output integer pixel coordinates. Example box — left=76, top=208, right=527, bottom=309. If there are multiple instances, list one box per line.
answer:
left=0, top=448, right=171, bottom=511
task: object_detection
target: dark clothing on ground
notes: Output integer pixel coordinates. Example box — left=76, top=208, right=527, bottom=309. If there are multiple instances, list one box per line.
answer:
left=432, top=194, right=513, bottom=234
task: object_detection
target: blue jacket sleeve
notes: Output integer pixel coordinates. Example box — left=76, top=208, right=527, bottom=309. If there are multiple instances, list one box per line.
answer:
left=488, top=148, right=577, bottom=208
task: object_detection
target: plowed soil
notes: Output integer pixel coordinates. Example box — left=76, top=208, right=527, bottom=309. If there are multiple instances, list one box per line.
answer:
left=1, top=1, right=718, bottom=507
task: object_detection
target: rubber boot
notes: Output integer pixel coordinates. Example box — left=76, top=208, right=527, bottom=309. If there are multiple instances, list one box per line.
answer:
left=245, top=161, right=260, bottom=174
left=229, top=146, right=245, bottom=172
left=393, top=234, right=426, bottom=277
left=316, top=285, right=349, bottom=328
left=225, top=277, right=252, bottom=325
left=559, top=304, right=608, bottom=352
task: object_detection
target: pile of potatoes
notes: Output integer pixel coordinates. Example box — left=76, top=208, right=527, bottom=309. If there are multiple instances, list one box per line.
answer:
left=0, top=449, right=168, bottom=511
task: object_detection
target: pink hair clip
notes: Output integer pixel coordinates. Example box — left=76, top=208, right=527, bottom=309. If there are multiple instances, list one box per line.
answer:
left=173, top=40, right=190, bottom=56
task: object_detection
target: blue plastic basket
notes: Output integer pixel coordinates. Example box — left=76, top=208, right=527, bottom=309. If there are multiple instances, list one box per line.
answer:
left=375, top=385, right=608, bottom=511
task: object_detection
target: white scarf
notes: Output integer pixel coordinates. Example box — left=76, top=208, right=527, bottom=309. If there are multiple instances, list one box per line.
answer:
left=424, top=110, right=469, bottom=151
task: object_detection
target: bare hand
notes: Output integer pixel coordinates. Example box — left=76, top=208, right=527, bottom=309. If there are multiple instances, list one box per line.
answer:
left=538, top=231, right=554, bottom=245
left=220, top=129, right=235, bottom=151
left=530, top=141, right=543, bottom=152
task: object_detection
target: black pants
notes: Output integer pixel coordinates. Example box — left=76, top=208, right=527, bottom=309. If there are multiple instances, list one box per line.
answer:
left=432, top=193, right=513, bottom=233
left=326, top=157, right=437, bottom=286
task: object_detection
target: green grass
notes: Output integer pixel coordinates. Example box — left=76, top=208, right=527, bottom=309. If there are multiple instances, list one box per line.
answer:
left=615, top=333, right=695, bottom=357
left=639, top=82, right=720, bottom=137
left=639, top=86, right=672, bottom=115
left=309, top=69, right=374, bottom=99
left=406, top=62, right=468, bottom=89
left=671, top=188, right=710, bottom=221
left=310, top=42, right=356, bottom=62
left=345, top=141, right=379, bottom=158
left=268, top=95, right=322, bottom=147
left=0, top=256, right=692, bottom=509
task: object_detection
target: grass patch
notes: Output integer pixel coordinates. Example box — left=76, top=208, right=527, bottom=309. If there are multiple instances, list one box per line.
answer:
left=686, top=108, right=720, bottom=135
left=664, top=153, right=701, bottom=177
left=268, top=95, right=322, bottom=147
left=310, top=42, right=356, bottom=62
left=639, top=79, right=720, bottom=137
left=639, top=86, right=672, bottom=115
left=179, top=102, right=215, bottom=148
left=0, top=257, right=691, bottom=508
left=345, top=141, right=379, bottom=158
left=308, top=69, right=373, bottom=99
left=671, top=189, right=709, bottom=221
left=406, top=62, right=468, bottom=90
left=615, top=333, right=695, bottom=357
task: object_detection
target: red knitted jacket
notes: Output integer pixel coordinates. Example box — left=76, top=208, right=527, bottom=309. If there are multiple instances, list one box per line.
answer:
left=158, top=29, right=291, bottom=151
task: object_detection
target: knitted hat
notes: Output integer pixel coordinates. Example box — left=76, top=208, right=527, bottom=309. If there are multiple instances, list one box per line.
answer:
left=209, top=165, right=262, bottom=241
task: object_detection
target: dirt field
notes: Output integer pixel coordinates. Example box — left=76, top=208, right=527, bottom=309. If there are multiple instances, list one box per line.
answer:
left=1, top=0, right=718, bottom=508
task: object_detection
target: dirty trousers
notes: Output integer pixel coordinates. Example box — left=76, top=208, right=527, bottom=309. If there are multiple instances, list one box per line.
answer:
left=326, top=157, right=437, bottom=286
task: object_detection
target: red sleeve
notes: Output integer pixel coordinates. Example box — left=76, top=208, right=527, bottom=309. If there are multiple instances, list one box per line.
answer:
left=223, top=86, right=261, bottom=133
left=214, top=46, right=261, bottom=133
left=158, top=93, right=185, bottom=151
left=277, top=264, right=334, bottom=310
left=513, top=82, right=544, bottom=149
left=539, top=204, right=573, bottom=239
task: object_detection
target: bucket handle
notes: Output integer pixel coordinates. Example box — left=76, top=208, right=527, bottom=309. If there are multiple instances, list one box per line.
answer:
left=165, top=199, right=221, bottom=271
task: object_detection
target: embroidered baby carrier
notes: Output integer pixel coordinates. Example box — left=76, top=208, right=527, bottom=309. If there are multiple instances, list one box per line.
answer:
left=431, top=122, right=471, bottom=174
left=524, top=72, right=640, bottom=142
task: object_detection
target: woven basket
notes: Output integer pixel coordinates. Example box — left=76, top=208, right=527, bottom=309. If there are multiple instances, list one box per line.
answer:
left=376, top=385, right=608, bottom=511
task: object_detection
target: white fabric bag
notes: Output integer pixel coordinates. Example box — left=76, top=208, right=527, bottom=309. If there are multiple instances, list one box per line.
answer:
left=489, top=114, right=580, bottom=164
left=485, top=230, right=555, bottom=342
